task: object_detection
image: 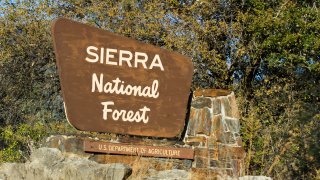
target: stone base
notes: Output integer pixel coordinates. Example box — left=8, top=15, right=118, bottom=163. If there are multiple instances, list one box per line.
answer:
left=38, top=89, right=247, bottom=179
left=42, top=133, right=244, bottom=179
left=0, top=89, right=249, bottom=179
left=44, top=135, right=193, bottom=171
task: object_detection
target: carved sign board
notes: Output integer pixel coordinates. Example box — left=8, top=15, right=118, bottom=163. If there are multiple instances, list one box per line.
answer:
left=84, top=140, right=194, bottom=159
left=51, top=18, right=194, bottom=137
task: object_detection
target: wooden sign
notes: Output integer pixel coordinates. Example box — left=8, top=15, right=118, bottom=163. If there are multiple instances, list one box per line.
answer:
left=84, top=140, right=194, bottom=159
left=51, top=18, right=193, bottom=137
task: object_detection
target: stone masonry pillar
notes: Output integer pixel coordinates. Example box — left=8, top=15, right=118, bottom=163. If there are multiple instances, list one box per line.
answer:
left=183, top=89, right=245, bottom=178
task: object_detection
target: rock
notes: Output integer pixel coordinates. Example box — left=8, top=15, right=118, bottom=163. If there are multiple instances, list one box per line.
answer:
left=193, top=89, right=231, bottom=97
left=146, top=169, right=190, bottom=180
left=0, top=163, right=26, bottom=180
left=30, top=147, right=64, bottom=166
left=195, top=108, right=212, bottom=135
left=224, top=118, right=240, bottom=133
left=214, top=130, right=236, bottom=144
left=231, top=159, right=244, bottom=177
left=191, top=168, right=233, bottom=180
left=184, top=136, right=207, bottom=146
left=212, top=115, right=223, bottom=131
left=191, top=97, right=212, bottom=109
left=218, top=145, right=245, bottom=160
left=45, top=135, right=89, bottom=157
left=194, top=148, right=209, bottom=158
left=186, top=108, right=197, bottom=136
left=239, top=176, right=272, bottom=180
left=212, top=98, right=222, bottom=115
left=187, top=107, right=212, bottom=136
left=221, top=97, right=232, bottom=117
left=227, top=94, right=240, bottom=118
left=194, top=156, right=209, bottom=168
left=0, top=147, right=132, bottom=180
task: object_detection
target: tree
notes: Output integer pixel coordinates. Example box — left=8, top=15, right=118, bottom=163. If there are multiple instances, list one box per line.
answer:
left=235, top=0, right=320, bottom=178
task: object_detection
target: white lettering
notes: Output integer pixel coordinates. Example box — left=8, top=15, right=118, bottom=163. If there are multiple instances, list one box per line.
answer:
left=100, top=47, right=104, bottom=63
left=134, top=52, right=148, bottom=69
left=92, top=73, right=103, bottom=92
left=85, top=46, right=164, bottom=71
left=149, top=54, right=164, bottom=71
left=106, top=48, right=118, bottom=65
left=92, top=74, right=160, bottom=99
left=101, top=101, right=150, bottom=123
left=85, top=46, right=99, bottom=63
left=119, top=50, right=133, bottom=67
left=101, top=101, right=114, bottom=120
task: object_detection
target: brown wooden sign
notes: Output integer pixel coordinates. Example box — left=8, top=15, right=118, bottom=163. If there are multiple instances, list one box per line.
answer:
left=51, top=18, right=193, bottom=137
left=83, top=140, right=194, bottom=159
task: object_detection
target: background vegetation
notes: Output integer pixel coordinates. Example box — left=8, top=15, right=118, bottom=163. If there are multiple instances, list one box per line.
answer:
left=0, top=0, right=319, bottom=179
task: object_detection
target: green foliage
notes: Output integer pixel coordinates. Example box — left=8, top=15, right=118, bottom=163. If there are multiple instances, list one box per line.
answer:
left=0, top=123, right=47, bottom=162
left=0, top=0, right=319, bottom=179
left=0, top=120, right=78, bottom=163
left=235, top=1, right=320, bottom=178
